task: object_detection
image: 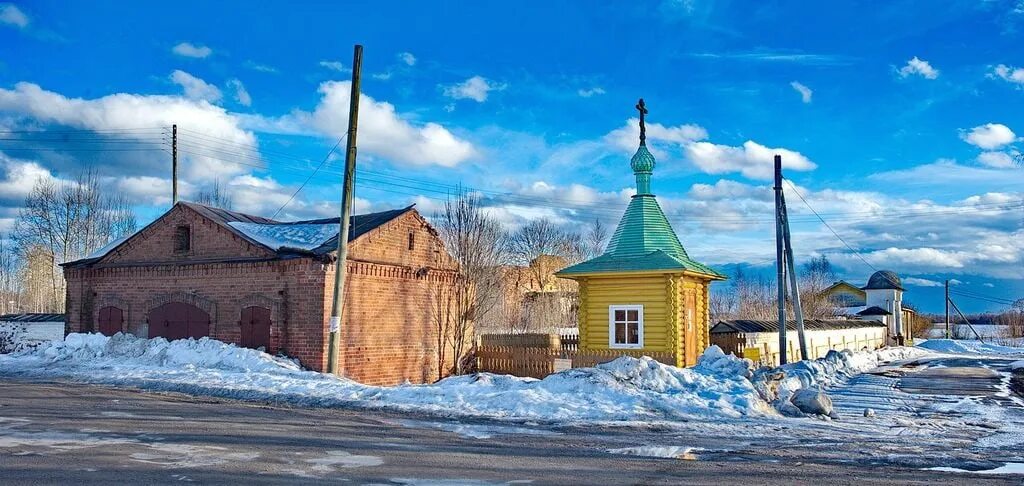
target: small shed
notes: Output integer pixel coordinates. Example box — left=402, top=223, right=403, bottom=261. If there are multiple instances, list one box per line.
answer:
left=0, top=313, right=65, bottom=353
left=710, top=319, right=886, bottom=367
left=556, top=100, right=725, bottom=368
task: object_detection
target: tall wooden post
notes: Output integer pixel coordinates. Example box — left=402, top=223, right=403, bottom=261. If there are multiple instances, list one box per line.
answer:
left=327, top=44, right=363, bottom=376
left=780, top=187, right=808, bottom=360
left=944, top=279, right=950, bottom=339
left=172, top=124, right=178, bottom=205
left=773, top=155, right=788, bottom=365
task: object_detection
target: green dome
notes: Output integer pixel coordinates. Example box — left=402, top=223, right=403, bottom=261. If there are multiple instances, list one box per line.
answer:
left=630, top=144, right=656, bottom=174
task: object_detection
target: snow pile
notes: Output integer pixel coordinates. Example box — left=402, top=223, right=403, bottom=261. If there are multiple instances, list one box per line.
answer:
left=0, top=321, right=64, bottom=354
left=227, top=222, right=337, bottom=252
left=0, top=334, right=772, bottom=423
left=916, top=339, right=1024, bottom=357
left=752, top=346, right=928, bottom=416
left=1010, top=360, right=1024, bottom=371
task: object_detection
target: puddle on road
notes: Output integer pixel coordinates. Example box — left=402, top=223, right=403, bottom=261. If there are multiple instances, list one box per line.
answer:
left=926, top=462, right=1024, bottom=475
left=607, top=445, right=704, bottom=460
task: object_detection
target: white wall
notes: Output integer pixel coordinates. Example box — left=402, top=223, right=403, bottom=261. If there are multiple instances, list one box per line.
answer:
left=733, top=327, right=886, bottom=367
left=866, top=288, right=903, bottom=343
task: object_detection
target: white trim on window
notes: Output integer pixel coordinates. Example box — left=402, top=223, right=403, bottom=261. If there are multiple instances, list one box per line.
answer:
left=608, top=304, right=644, bottom=349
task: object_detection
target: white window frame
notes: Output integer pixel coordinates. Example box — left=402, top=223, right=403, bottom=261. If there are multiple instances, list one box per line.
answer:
left=608, top=305, right=644, bottom=349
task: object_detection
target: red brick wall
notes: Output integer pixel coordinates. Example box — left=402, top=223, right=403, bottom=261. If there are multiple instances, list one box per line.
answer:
left=64, top=206, right=461, bottom=386
left=64, top=258, right=328, bottom=369
left=328, top=211, right=460, bottom=385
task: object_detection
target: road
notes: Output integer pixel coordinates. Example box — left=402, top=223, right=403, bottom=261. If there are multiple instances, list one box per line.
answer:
left=1, top=372, right=1021, bottom=485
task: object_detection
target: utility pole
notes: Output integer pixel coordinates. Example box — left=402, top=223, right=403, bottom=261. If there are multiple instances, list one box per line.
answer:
left=327, top=44, right=363, bottom=376
left=172, top=124, right=178, bottom=205
left=944, top=279, right=950, bottom=339
left=773, top=155, right=788, bottom=365
left=779, top=182, right=808, bottom=360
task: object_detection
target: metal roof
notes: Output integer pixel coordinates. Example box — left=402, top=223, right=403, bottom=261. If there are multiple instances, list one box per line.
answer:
left=0, top=313, right=65, bottom=323
left=710, top=319, right=885, bottom=334
left=856, top=306, right=892, bottom=316
left=862, top=270, right=904, bottom=290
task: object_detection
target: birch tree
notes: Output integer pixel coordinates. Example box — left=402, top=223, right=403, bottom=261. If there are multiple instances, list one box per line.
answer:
left=432, top=190, right=508, bottom=376
left=14, top=169, right=137, bottom=312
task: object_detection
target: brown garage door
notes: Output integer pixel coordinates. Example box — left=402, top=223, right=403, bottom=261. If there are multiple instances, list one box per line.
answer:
left=148, top=302, right=210, bottom=341
left=239, top=306, right=271, bottom=350
left=97, top=306, right=124, bottom=336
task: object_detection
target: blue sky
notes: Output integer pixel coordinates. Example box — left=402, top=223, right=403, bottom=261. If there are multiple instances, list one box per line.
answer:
left=1, top=0, right=1022, bottom=313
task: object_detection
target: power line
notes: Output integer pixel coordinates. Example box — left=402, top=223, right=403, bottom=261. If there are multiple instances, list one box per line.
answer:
left=271, top=133, right=349, bottom=219
left=782, top=178, right=881, bottom=273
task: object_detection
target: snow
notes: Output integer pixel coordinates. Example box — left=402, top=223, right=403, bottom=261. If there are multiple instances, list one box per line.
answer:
left=227, top=222, right=337, bottom=251
left=926, top=462, right=1024, bottom=475
left=0, top=334, right=773, bottom=423
left=916, top=339, right=1024, bottom=357
left=1011, top=360, right=1024, bottom=371
left=83, top=234, right=130, bottom=260
left=607, top=445, right=703, bottom=459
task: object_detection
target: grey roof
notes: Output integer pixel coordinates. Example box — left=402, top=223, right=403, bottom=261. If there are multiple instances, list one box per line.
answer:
left=856, top=306, right=892, bottom=316
left=710, top=319, right=885, bottom=334
left=0, top=313, right=65, bottom=323
left=862, top=270, right=904, bottom=290
left=64, top=202, right=416, bottom=267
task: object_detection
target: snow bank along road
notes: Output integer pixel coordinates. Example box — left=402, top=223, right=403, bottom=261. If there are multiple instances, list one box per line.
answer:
left=0, top=334, right=1023, bottom=483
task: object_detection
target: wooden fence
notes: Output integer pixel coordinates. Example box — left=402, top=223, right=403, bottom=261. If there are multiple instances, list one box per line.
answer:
left=476, top=332, right=675, bottom=378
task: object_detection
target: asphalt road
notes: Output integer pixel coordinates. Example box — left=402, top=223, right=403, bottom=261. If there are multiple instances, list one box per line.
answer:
left=1, top=377, right=1019, bottom=485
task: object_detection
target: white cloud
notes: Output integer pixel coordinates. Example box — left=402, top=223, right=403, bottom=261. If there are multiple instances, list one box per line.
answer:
left=0, top=153, right=57, bottom=203
left=372, top=72, right=392, bottom=81
left=318, top=60, right=348, bottom=72
left=790, top=81, right=812, bottom=103
left=903, top=277, right=943, bottom=287
left=684, top=140, right=817, bottom=179
left=578, top=87, right=606, bottom=98
left=977, top=151, right=1017, bottom=168
left=0, top=3, right=28, bottom=28
left=604, top=118, right=707, bottom=155
left=171, top=42, right=212, bottom=59
left=0, top=81, right=255, bottom=181
left=398, top=52, right=416, bottom=66
left=442, top=76, right=506, bottom=102
left=169, top=70, right=222, bottom=103
left=960, top=123, right=1016, bottom=150
left=248, top=81, right=476, bottom=168
left=898, top=56, right=939, bottom=79
left=226, top=79, right=251, bottom=107
left=990, top=64, right=1024, bottom=85
left=244, top=61, right=277, bottom=73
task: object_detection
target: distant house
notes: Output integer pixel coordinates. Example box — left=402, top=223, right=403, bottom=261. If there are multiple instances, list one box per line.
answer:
left=61, top=202, right=460, bottom=385
left=710, top=319, right=885, bottom=366
left=823, top=270, right=910, bottom=346
left=479, top=254, right=577, bottom=333
left=823, top=280, right=866, bottom=307
left=557, top=105, right=725, bottom=368
left=0, top=313, right=65, bottom=353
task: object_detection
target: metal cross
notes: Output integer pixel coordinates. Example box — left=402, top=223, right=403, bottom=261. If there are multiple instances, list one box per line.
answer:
left=635, top=98, right=648, bottom=145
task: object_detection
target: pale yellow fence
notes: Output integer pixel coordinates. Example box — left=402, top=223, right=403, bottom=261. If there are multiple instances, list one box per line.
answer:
left=476, top=333, right=675, bottom=378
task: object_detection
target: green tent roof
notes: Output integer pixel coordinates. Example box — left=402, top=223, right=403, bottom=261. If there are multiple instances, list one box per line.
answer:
left=558, top=126, right=724, bottom=279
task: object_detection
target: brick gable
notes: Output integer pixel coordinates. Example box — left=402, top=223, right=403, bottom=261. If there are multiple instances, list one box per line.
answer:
left=100, top=204, right=276, bottom=266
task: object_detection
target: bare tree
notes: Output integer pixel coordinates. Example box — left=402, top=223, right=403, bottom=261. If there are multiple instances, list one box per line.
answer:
left=798, top=255, right=840, bottom=319
left=584, top=219, right=609, bottom=260
left=432, top=190, right=508, bottom=376
left=731, top=267, right=777, bottom=320
left=194, top=179, right=233, bottom=209
left=14, top=169, right=137, bottom=312
left=0, top=236, right=22, bottom=314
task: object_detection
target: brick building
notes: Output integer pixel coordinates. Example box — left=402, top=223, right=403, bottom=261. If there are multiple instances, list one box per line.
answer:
left=62, top=201, right=459, bottom=385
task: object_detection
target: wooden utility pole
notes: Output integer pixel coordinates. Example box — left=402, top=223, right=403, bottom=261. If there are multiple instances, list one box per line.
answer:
left=944, top=279, right=950, bottom=339
left=773, top=155, right=788, bottom=365
left=779, top=184, right=808, bottom=360
left=172, top=124, right=178, bottom=205
left=327, top=44, right=363, bottom=376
